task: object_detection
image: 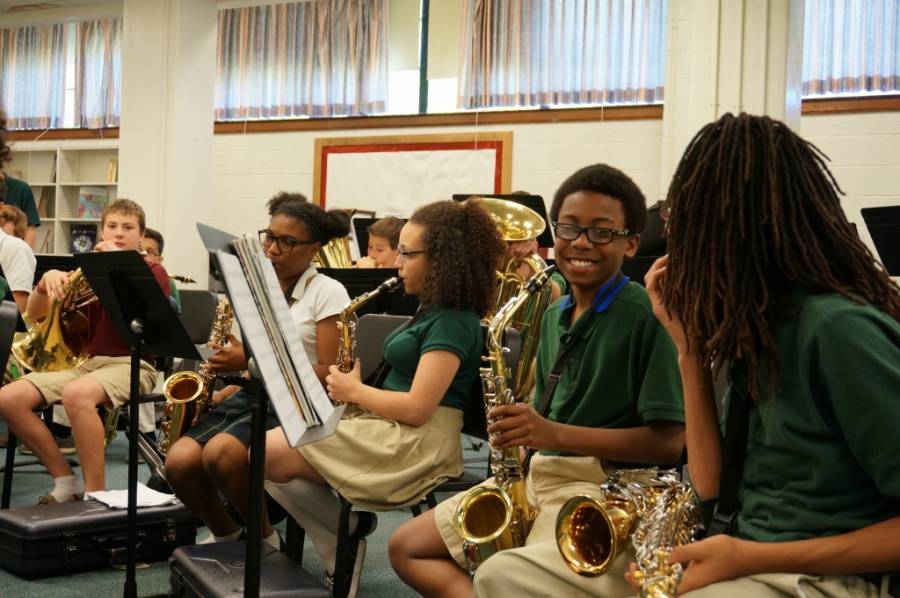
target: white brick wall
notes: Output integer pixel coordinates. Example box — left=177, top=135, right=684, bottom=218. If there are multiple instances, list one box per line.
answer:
left=208, top=110, right=900, bottom=277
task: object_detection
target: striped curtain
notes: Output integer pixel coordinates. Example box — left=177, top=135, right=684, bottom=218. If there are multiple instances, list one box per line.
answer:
left=0, top=24, right=67, bottom=130
left=216, top=0, right=389, bottom=120
left=75, top=19, right=122, bottom=128
left=803, top=0, right=900, bottom=96
left=458, top=0, right=668, bottom=109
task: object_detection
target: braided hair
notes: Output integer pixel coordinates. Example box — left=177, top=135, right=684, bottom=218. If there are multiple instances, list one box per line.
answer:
left=662, top=112, right=900, bottom=401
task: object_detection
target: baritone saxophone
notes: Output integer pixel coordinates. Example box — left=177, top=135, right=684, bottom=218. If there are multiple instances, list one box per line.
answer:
left=452, top=265, right=556, bottom=573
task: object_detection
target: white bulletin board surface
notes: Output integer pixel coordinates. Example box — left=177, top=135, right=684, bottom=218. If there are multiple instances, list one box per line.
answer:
left=313, top=132, right=513, bottom=215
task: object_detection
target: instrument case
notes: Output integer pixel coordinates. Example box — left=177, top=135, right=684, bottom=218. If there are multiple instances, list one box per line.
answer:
left=0, top=499, right=196, bottom=577
left=169, top=541, right=330, bottom=597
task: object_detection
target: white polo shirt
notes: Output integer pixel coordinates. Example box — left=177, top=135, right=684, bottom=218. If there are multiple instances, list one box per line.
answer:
left=0, top=228, right=36, bottom=294
left=288, top=265, right=350, bottom=364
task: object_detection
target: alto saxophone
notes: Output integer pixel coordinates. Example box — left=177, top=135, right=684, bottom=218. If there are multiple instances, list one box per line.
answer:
left=452, top=265, right=556, bottom=573
left=630, top=473, right=701, bottom=597
left=336, top=277, right=402, bottom=374
left=157, top=297, right=234, bottom=454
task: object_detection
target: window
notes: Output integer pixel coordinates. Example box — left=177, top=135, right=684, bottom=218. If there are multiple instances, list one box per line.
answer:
left=803, top=0, right=899, bottom=97
left=215, top=0, right=389, bottom=120
left=0, top=19, right=121, bottom=130
left=457, top=0, right=669, bottom=110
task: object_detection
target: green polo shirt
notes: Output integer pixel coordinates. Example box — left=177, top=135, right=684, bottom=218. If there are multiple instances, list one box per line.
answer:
left=535, top=279, right=684, bottom=457
left=381, top=307, right=483, bottom=410
left=731, top=292, right=900, bottom=549
left=2, top=177, right=40, bottom=227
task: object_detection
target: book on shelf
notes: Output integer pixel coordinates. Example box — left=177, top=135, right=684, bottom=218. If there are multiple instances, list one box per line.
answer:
left=36, top=227, right=53, bottom=253
left=77, top=186, right=108, bottom=219
left=70, top=224, right=97, bottom=254
left=37, top=187, right=52, bottom=218
left=49, top=154, right=57, bottom=184
left=106, top=158, right=118, bottom=183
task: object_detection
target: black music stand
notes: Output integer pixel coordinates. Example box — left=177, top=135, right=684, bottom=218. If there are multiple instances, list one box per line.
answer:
left=75, top=250, right=200, bottom=598
left=861, top=205, right=900, bottom=276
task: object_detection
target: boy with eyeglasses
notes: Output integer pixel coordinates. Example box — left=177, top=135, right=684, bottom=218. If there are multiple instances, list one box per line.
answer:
left=389, top=164, right=685, bottom=598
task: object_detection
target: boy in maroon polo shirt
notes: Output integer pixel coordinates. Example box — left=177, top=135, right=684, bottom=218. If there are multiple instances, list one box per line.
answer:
left=0, top=199, right=169, bottom=504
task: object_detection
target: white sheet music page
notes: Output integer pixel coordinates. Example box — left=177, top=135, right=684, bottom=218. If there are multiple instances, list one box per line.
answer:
left=249, top=240, right=336, bottom=421
left=215, top=250, right=313, bottom=446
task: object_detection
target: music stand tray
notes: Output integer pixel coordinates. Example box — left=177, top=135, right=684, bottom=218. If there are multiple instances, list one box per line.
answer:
left=75, top=250, right=199, bottom=598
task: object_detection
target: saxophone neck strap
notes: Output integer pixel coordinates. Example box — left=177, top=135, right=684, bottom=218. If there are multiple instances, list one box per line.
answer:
left=523, top=272, right=625, bottom=474
left=706, top=380, right=751, bottom=537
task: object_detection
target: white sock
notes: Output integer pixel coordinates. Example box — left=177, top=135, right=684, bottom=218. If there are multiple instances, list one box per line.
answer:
left=262, top=530, right=280, bottom=550
left=51, top=475, right=84, bottom=502
left=199, top=528, right=242, bottom=544
left=265, top=479, right=359, bottom=574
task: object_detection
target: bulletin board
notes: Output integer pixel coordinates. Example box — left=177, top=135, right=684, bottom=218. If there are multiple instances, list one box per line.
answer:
left=313, top=132, right=513, bottom=215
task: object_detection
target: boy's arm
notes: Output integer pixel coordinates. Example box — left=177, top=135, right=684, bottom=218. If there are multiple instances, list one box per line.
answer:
left=488, top=403, right=684, bottom=464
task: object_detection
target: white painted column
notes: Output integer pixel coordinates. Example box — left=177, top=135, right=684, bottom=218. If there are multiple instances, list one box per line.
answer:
left=660, top=0, right=805, bottom=188
left=118, top=0, right=216, bottom=285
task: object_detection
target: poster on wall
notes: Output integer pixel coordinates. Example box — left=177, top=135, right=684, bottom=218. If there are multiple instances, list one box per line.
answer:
left=313, top=132, right=513, bottom=216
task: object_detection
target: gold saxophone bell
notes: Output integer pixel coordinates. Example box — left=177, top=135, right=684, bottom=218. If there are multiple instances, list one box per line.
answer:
left=555, top=493, right=640, bottom=576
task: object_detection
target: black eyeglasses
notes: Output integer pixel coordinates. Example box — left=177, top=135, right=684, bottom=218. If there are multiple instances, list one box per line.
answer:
left=397, top=249, right=425, bottom=262
left=258, top=229, right=317, bottom=253
left=552, top=222, right=631, bottom=245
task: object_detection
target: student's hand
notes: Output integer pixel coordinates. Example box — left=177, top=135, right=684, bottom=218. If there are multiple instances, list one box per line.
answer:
left=94, top=240, right=121, bottom=252
left=207, top=334, right=247, bottom=372
left=644, top=255, right=690, bottom=355
left=487, top=402, right=559, bottom=451
left=355, top=256, right=377, bottom=269
left=326, top=361, right=362, bottom=404
left=508, top=239, right=539, bottom=258
left=666, top=535, right=754, bottom=594
left=40, top=269, right=70, bottom=302
left=211, top=384, right=242, bottom=405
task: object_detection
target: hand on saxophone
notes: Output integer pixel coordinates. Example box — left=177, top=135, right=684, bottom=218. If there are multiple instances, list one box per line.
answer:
left=326, top=361, right=362, bottom=404
left=207, top=334, right=247, bottom=372
left=487, top=403, right=560, bottom=451
left=625, top=534, right=753, bottom=595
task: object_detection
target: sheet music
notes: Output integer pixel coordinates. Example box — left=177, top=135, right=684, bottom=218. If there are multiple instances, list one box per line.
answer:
left=216, top=249, right=334, bottom=446
left=245, top=239, right=335, bottom=419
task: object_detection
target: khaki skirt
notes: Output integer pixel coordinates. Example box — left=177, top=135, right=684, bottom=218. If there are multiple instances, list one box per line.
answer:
left=298, top=405, right=464, bottom=510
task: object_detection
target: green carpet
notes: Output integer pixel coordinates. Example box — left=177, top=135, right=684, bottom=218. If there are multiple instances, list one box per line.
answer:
left=0, top=429, right=488, bottom=597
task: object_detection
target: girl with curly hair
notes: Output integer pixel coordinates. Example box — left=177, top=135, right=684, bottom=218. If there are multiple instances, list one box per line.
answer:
left=264, top=199, right=506, bottom=594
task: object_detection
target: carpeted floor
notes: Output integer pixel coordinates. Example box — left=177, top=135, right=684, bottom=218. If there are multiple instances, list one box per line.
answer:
left=0, top=426, right=489, bottom=597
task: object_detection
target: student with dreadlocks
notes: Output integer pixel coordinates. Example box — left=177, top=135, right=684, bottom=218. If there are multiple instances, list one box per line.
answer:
left=640, top=113, right=900, bottom=597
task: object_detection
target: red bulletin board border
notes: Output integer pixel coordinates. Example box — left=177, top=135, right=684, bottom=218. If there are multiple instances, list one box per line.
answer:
left=313, top=132, right=513, bottom=207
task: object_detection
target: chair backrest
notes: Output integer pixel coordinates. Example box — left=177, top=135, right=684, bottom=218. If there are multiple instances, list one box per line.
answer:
left=356, top=313, right=411, bottom=381
left=461, top=326, right=522, bottom=441
left=178, top=289, right=219, bottom=345
left=0, top=301, right=18, bottom=375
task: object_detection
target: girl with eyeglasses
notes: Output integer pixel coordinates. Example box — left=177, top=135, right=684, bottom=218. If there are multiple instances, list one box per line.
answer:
left=263, top=199, right=506, bottom=595
left=389, top=164, right=685, bottom=598
left=164, top=192, right=351, bottom=550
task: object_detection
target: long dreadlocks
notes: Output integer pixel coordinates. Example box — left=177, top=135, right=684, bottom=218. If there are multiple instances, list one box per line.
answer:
left=662, top=112, right=900, bottom=402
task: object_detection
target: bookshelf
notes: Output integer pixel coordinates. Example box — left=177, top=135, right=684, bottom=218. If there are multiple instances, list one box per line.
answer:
left=3, top=140, right=118, bottom=255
